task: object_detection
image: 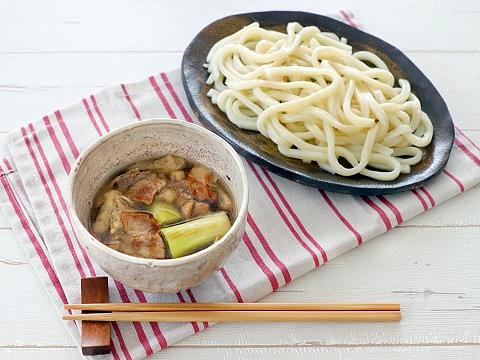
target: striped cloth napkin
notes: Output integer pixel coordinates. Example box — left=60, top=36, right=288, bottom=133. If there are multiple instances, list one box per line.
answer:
left=1, top=10, right=480, bottom=360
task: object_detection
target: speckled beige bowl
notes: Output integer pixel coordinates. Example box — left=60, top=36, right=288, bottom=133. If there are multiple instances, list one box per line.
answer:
left=67, top=119, right=248, bottom=293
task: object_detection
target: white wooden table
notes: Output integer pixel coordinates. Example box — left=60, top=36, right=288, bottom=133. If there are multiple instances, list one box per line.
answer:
left=1, top=0, right=479, bottom=358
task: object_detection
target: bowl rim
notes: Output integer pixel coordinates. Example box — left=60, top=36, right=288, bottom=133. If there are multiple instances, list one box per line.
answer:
left=67, top=118, right=249, bottom=267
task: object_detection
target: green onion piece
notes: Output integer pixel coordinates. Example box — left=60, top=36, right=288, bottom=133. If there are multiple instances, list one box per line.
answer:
left=148, top=200, right=181, bottom=225
left=161, top=211, right=231, bottom=258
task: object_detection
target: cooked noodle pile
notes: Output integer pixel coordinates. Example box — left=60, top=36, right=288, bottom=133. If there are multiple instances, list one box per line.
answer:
left=205, top=22, right=433, bottom=181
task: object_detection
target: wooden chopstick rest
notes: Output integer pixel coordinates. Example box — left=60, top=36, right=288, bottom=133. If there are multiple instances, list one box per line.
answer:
left=80, top=277, right=111, bottom=356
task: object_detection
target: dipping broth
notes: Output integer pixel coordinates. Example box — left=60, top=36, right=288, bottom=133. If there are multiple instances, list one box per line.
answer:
left=89, top=154, right=234, bottom=259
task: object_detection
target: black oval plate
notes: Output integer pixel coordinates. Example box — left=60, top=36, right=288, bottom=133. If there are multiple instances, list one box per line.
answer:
left=181, top=11, right=454, bottom=195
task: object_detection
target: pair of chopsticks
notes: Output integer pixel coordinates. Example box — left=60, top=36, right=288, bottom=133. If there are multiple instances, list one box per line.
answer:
left=63, top=303, right=401, bottom=322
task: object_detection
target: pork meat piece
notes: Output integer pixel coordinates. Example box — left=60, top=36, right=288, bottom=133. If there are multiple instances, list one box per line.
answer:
left=126, top=173, right=167, bottom=205
left=129, top=232, right=165, bottom=259
left=111, top=169, right=150, bottom=189
left=121, top=211, right=160, bottom=235
left=120, top=211, right=165, bottom=258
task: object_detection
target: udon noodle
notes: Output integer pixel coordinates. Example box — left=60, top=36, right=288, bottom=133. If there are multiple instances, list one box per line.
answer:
left=205, top=22, right=433, bottom=181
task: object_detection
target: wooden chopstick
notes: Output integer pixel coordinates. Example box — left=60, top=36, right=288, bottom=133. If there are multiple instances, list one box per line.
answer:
left=63, top=310, right=401, bottom=322
left=63, top=303, right=401, bottom=323
left=64, top=302, right=400, bottom=312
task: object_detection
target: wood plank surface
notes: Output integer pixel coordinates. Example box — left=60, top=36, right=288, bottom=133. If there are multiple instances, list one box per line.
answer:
left=1, top=346, right=480, bottom=360
left=1, top=0, right=479, bottom=358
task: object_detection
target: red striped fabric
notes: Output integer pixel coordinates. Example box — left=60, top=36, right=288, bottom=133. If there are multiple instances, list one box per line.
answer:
left=186, top=289, right=209, bottom=329
left=149, top=76, right=177, bottom=119
left=248, top=162, right=320, bottom=267
left=3, top=159, right=12, bottom=171
left=339, top=10, right=356, bottom=27
left=454, top=138, right=480, bottom=166
left=361, top=196, right=392, bottom=231
left=0, top=163, right=69, bottom=305
left=134, top=290, right=168, bottom=349
left=28, top=123, right=97, bottom=276
left=219, top=268, right=243, bottom=302
left=90, top=94, right=110, bottom=133
left=419, top=187, right=435, bottom=208
left=21, top=126, right=87, bottom=278
left=411, top=189, right=429, bottom=211
left=377, top=195, right=403, bottom=225
left=261, top=168, right=328, bottom=263
left=115, top=281, right=153, bottom=356
left=83, top=98, right=103, bottom=137
left=112, top=321, right=133, bottom=360
left=319, top=190, right=363, bottom=245
left=242, top=232, right=279, bottom=290
left=54, top=110, right=79, bottom=159
left=43, top=116, right=71, bottom=174
left=443, top=170, right=465, bottom=192
left=160, top=72, right=194, bottom=123
left=110, top=340, right=121, bottom=360
left=176, top=292, right=200, bottom=333
left=121, top=84, right=142, bottom=120
left=247, top=213, right=291, bottom=285
left=455, top=126, right=480, bottom=153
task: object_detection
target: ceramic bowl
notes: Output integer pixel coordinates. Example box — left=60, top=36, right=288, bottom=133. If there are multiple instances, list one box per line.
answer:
left=67, top=119, right=248, bottom=293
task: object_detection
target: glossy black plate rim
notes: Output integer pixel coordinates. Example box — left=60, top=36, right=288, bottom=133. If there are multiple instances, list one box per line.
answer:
left=181, top=11, right=454, bottom=195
